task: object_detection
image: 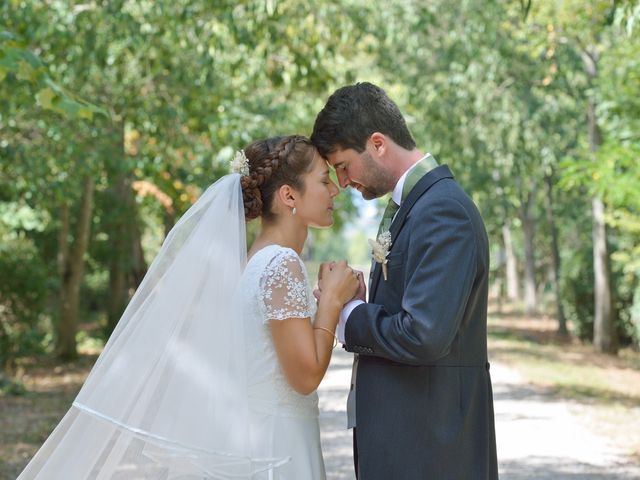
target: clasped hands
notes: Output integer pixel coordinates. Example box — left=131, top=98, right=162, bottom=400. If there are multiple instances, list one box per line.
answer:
left=313, top=260, right=366, bottom=307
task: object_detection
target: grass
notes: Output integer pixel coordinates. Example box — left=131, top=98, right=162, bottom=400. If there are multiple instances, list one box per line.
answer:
left=488, top=304, right=640, bottom=460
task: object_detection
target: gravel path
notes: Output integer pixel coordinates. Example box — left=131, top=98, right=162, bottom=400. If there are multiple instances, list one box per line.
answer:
left=318, top=348, right=640, bottom=479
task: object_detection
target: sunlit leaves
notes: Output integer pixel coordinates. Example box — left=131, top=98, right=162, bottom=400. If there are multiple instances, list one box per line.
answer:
left=0, top=31, right=106, bottom=119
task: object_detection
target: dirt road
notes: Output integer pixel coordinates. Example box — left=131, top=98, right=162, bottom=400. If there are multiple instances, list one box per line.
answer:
left=318, top=349, right=640, bottom=479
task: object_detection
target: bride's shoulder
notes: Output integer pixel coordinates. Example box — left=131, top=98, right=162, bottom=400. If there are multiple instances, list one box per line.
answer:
left=264, top=245, right=302, bottom=270
left=256, top=246, right=307, bottom=282
left=248, top=245, right=302, bottom=273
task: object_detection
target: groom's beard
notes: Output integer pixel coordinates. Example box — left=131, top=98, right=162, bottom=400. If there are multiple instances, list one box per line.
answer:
left=357, top=151, right=395, bottom=200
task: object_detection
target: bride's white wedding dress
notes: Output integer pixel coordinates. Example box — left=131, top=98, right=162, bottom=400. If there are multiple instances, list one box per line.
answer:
left=241, top=244, right=326, bottom=480
left=16, top=175, right=327, bottom=479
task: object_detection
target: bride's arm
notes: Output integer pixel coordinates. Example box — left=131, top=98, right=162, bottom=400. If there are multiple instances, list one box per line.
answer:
left=270, top=261, right=358, bottom=395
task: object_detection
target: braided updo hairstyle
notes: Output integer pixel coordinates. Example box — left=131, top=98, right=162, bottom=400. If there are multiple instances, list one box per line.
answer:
left=240, top=135, right=317, bottom=222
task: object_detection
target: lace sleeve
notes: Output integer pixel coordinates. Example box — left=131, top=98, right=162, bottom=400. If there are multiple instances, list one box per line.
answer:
left=258, top=248, right=312, bottom=322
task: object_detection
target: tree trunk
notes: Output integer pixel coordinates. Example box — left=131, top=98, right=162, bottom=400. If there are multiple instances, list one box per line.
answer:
left=544, top=173, right=568, bottom=336
left=583, top=48, right=617, bottom=354
left=163, top=209, right=176, bottom=239
left=107, top=220, right=128, bottom=333
left=502, top=222, right=519, bottom=302
left=57, top=202, right=70, bottom=279
left=521, top=191, right=537, bottom=316
left=57, top=176, right=95, bottom=360
left=131, top=217, right=147, bottom=287
left=107, top=173, right=129, bottom=332
left=592, top=196, right=616, bottom=352
left=106, top=121, right=145, bottom=334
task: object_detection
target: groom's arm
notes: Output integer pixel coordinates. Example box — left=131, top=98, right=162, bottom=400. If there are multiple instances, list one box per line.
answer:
left=344, top=192, right=479, bottom=366
left=337, top=299, right=363, bottom=343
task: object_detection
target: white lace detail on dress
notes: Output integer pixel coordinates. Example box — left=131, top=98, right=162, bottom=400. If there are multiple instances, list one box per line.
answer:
left=242, top=245, right=319, bottom=422
left=259, top=248, right=312, bottom=321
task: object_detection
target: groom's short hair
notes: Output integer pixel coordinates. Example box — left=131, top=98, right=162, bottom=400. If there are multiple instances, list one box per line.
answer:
left=311, top=82, right=416, bottom=157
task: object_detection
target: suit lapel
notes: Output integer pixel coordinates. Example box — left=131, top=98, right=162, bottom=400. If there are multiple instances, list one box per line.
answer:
left=369, top=165, right=454, bottom=299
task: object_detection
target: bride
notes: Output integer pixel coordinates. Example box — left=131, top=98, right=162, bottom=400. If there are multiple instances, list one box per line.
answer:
left=17, top=135, right=361, bottom=479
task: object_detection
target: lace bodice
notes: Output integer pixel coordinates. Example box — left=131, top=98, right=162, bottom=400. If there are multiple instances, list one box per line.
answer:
left=239, top=245, right=319, bottom=418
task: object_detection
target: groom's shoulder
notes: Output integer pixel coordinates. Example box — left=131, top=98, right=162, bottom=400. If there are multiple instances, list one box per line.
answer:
left=415, top=173, right=467, bottom=205
left=410, top=176, right=481, bottom=222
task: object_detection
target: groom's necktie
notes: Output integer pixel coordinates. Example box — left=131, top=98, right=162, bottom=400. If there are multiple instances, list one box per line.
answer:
left=377, top=199, right=400, bottom=236
left=348, top=154, right=438, bottom=430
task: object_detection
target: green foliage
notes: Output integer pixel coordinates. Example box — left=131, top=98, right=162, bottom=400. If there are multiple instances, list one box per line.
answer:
left=0, top=30, right=105, bottom=119
left=310, top=229, right=349, bottom=263
left=1, top=0, right=639, bottom=367
left=558, top=200, right=595, bottom=341
left=1, top=0, right=368, bottom=365
left=613, top=0, right=640, bottom=34
left=633, top=284, right=640, bottom=343
left=0, top=235, right=49, bottom=370
left=557, top=8, right=640, bottom=346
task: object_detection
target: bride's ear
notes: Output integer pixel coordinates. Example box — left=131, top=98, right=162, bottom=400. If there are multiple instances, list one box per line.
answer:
left=275, top=184, right=297, bottom=211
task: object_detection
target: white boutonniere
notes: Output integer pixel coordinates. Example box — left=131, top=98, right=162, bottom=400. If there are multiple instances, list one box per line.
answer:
left=369, top=231, right=392, bottom=280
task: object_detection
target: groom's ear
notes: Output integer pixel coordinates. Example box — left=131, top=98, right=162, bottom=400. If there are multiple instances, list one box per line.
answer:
left=370, top=132, right=387, bottom=157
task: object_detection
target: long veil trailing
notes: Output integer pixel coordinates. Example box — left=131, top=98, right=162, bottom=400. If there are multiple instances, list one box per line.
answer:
left=18, top=174, right=289, bottom=479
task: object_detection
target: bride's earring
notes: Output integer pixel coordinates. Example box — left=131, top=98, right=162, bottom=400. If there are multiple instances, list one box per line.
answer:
left=292, top=207, right=297, bottom=216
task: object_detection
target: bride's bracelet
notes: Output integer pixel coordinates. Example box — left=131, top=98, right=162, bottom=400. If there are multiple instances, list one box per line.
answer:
left=313, top=326, right=337, bottom=349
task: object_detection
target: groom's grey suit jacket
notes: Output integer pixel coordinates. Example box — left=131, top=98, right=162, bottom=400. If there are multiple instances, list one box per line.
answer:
left=345, top=165, right=498, bottom=479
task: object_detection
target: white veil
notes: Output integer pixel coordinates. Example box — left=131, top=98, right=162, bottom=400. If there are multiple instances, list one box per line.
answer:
left=18, top=174, right=289, bottom=479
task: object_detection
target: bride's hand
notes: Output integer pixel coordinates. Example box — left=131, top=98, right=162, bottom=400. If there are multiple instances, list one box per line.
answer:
left=318, top=260, right=360, bottom=306
left=314, top=261, right=334, bottom=302
left=352, top=268, right=366, bottom=302
left=317, top=261, right=335, bottom=283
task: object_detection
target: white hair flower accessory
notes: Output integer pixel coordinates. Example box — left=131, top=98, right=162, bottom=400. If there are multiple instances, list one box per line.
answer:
left=369, top=230, right=392, bottom=280
left=230, top=149, right=250, bottom=176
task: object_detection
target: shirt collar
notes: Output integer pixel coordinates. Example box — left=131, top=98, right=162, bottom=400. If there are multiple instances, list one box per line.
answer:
left=391, top=153, right=432, bottom=206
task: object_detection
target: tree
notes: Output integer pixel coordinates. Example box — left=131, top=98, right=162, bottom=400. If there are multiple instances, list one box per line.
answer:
left=3, top=0, right=367, bottom=360
left=535, top=0, right=628, bottom=353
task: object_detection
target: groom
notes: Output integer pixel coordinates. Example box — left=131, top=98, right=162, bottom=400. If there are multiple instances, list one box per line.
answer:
left=311, top=83, right=498, bottom=479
